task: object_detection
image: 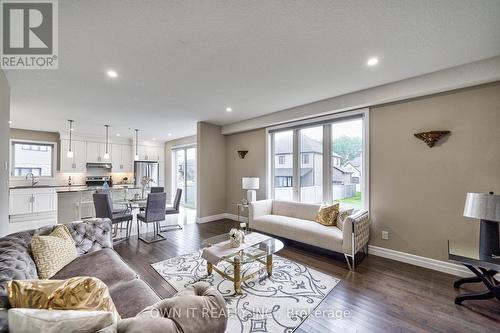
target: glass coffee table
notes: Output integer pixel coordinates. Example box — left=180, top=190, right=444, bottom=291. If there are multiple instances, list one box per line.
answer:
left=202, top=232, right=284, bottom=294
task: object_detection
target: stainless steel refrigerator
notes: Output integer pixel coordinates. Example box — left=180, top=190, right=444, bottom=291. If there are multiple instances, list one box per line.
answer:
left=134, top=161, right=159, bottom=187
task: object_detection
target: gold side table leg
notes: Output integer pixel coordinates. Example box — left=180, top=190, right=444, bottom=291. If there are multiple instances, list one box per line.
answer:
left=266, top=254, right=273, bottom=277
left=234, top=261, right=242, bottom=294
left=207, top=262, right=213, bottom=275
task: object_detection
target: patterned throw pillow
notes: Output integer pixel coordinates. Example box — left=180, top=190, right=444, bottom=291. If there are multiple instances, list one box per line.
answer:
left=7, top=277, right=120, bottom=322
left=336, top=208, right=354, bottom=231
left=315, top=203, right=340, bottom=226
left=31, top=225, right=77, bottom=279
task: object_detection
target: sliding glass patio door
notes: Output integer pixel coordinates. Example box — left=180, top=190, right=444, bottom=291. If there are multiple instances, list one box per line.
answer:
left=173, top=146, right=197, bottom=208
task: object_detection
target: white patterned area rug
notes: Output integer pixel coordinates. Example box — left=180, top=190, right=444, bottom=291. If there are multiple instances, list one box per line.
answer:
left=151, top=250, right=340, bottom=333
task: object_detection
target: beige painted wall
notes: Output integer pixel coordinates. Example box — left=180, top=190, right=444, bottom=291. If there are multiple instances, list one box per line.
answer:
left=197, top=122, right=226, bottom=219
left=370, top=82, right=500, bottom=260
left=223, top=82, right=500, bottom=261
left=10, top=128, right=60, bottom=171
left=0, top=70, right=10, bottom=236
left=164, top=135, right=197, bottom=202
left=10, top=128, right=59, bottom=142
left=225, top=129, right=267, bottom=216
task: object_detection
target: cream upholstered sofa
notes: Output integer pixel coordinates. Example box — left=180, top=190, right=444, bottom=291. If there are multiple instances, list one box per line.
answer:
left=249, top=200, right=369, bottom=270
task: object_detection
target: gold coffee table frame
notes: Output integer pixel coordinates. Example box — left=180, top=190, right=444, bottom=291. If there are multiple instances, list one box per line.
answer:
left=202, top=234, right=284, bottom=295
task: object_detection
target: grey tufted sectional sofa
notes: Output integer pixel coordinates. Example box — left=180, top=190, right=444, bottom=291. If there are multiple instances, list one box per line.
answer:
left=0, top=219, right=161, bottom=332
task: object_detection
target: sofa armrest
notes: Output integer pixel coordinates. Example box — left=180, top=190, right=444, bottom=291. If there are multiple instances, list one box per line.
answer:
left=342, top=210, right=369, bottom=255
left=249, top=200, right=273, bottom=228
left=112, top=282, right=227, bottom=333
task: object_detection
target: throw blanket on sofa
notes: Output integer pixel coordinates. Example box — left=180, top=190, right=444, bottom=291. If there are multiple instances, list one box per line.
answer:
left=201, top=232, right=270, bottom=264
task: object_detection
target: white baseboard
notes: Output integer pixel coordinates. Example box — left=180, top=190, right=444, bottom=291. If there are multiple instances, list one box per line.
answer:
left=368, top=245, right=472, bottom=277
left=225, top=213, right=248, bottom=223
left=196, top=213, right=228, bottom=224
left=196, top=213, right=248, bottom=224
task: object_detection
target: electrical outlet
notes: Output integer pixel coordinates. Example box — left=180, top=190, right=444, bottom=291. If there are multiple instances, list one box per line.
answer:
left=381, top=230, right=389, bottom=240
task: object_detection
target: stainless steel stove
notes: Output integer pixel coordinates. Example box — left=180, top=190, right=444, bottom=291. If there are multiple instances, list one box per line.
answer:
left=85, top=176, right=110, bottom=187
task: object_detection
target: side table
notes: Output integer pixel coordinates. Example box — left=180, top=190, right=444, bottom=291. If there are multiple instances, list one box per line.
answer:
left=237, top=203, right=250, bottom=231
left=448, top=240, right=500, bottom=304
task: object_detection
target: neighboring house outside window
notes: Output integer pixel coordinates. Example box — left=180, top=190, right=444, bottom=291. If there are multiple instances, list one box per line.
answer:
left=278, top=155, right=285, bottom=164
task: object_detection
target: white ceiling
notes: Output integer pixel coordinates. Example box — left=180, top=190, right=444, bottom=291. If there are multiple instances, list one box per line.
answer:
left=5, top=0, right=500, bottom=141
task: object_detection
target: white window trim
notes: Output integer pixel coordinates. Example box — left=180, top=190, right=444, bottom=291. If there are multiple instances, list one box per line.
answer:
left=266, top=108, right=369, bottom=211
left=9, top=139, right=58, bottom=180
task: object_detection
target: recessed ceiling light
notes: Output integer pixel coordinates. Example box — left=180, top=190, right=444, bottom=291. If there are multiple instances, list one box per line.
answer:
left=167, top=133, right=172, bottom=137
left=116, top=133, right=120, bottom=137
left=106, top=70, right=118, bottom=78
left=367, top=57, right=379, bottom=66
left=226, top=107, right=232, bottom=112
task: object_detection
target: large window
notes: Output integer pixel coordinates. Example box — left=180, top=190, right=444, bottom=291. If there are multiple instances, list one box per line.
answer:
left=300, top=126, right=323, bottom=203
left=269, top=109, right=367, bottom=209
left=11, top=141, right=55, bottom=178
left=272, top=131, right=293, bottom=201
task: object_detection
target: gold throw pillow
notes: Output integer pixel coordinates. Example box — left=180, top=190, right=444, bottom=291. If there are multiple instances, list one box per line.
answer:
left=31, top=225, right=77, bottom=279
left=7, top=277, right=120, bottom=321
left=315, top=203, right=340, bottom=226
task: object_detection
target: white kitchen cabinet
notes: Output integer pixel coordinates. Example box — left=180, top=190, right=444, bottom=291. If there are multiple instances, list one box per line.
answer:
left=136, top=145, right=164, bottom=161
left=9, top=191, right=32, bottom=215
left=32, top=192, right=56, bottom=213
left=86, top=142, right=110, bottom=163
left=112, top=144, right=133, bottom=172
left=60, top=139, right=87, bottom=172
left=136, top=145, right=147, bottom=160
left=9, top=188, right=57, bottom=216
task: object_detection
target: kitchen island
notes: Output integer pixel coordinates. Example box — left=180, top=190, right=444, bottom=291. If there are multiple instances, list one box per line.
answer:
left=56, top=185, right=142, bottom=223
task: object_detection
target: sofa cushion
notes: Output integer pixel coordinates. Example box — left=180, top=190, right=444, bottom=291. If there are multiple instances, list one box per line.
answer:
left=31, top=225, right=78, bottom=279
left=336, top=208, right=355, bottom=231
left=315, top=203, right=340, bottom=226
left=109, top=279, right=161, bottom=319
left=272, top=200, right=320, bottom=221
left=52, top=249, right=137, bottom=288
left=8, top=277, right=120, bottom=322
left=8, top=308, right=114, bottom=333
left=253, top=215, right=343, bottom=252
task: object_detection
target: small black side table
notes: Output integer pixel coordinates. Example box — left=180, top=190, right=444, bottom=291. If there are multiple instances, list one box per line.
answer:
left=448, top=241, right=500, bottom=304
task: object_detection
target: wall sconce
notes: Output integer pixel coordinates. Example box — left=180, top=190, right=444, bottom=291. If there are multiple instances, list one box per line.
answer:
left=237, top=150, right=249, bottom=159
left=414, top=130, right=450, bottom=147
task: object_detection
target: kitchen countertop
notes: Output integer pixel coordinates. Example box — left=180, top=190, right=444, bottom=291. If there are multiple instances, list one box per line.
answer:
left=10, top=184, right=140, bottom=192
left=10, top=184, right=87, bottom=189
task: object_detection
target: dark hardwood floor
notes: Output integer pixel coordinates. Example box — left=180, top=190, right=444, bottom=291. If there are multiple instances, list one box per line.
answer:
left=114, top=219, right=500, bottom=333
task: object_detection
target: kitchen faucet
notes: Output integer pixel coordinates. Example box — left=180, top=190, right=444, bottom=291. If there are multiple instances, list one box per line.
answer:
left=25, top=172, right=39, bottom=187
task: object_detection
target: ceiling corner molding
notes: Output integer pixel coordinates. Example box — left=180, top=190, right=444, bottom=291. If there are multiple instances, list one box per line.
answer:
left=221, top=55, right=500, bottom=135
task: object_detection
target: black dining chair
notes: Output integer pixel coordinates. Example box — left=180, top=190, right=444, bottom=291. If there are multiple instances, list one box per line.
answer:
left=136, top=192, right=167, bottom=243
left=138, top=187, right=164, bottom=213
left=159, top=188, right=183, bottom=232
left=93, top=193, right=133, bottom=243
left=150, top=187, right=164, bottom=193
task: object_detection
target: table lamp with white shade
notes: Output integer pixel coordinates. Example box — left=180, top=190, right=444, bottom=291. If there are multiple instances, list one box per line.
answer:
left=242, top=177, right=259, bottom=203
left=463, top=192, right=500, bottom=260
